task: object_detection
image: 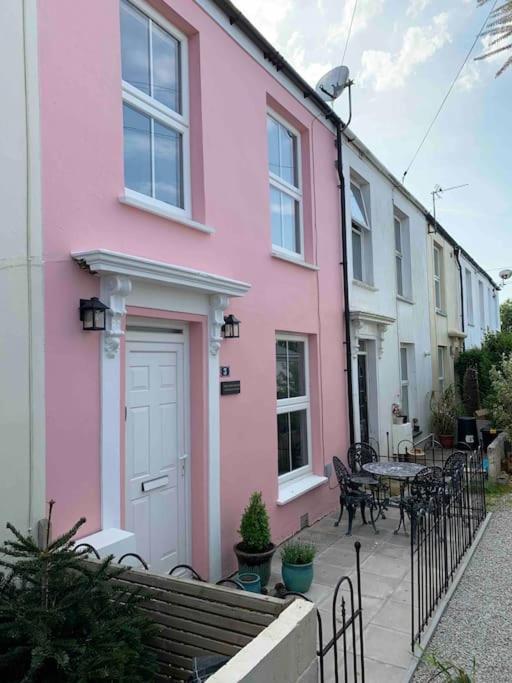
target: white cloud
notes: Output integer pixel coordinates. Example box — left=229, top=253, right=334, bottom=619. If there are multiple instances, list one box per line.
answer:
left=455, top=61, right=481, bottom=91
left=284, top=31, right=333, bottom=86
left=407, top=0, right=431, bottom=18
left=231, top=0, right=293, bottom=43
left=326, top=0, right=385, bottom=48
left=359, top=12, right=451, bottom=91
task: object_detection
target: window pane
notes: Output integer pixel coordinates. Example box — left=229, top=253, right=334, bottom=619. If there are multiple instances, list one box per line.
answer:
left=121, top=1, right=150, bottom=95
left=277, top=413, right=291, bottom=475
left=151, top=22, right=180, bottom=112
left=396, top=255, right=403, bottom=296
left=394, top=219, right=401, bottom=252
left=434, top=247, right=440, bottom=277
left=435, top=280, right=441, bottom=309
left=276, top=340, right=288, bottom=400
left=267, top=117, right=280, bottom=177
left=350, top=183, right=368, bottom=227
left=123, top=104, right=152, bottom=197
left=271, top=187, right=300, bottom=253
left=352, top=228, right=363, bottom=281
left=281, top=193, right=299, bottom=252
left=438, top=347, right=444, bottom=376
left=290, top=409, right=308, bottom=471
left=287, top=342, right=306, bottom=398
left=278, top=122, right=296, bottom=186
left=400, top=347, right=408, bottom=381
left=154, top=120, right=183, bottom=207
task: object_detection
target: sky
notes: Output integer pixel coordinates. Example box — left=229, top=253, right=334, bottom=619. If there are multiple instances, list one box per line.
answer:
left=232, top=0, right=512, bottom=300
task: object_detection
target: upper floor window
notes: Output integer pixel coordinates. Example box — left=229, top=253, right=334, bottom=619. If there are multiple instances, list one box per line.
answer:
left=120, top=0, right=189, bottom=215
left=478, top=281, right=485, bottom=329
left=465, top=269, right=474, bottom=325
left=394, top=214, right=412, bottom=299
left=350, top=179, right=373, bottom=284
left=268, top=114, right=303, bottom=258
left=433, top=244, right=444, bottom=311
left=276, top=336, right=310, bottom=481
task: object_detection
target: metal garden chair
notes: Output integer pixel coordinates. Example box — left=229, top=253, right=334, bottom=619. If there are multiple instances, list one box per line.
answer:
left=332, top=456, right=379, bottom=536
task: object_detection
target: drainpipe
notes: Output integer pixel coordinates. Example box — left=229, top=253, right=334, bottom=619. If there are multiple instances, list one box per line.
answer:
left=335, top=122, right=355, bottom=445
left=454, top=247, right=465, bottom=351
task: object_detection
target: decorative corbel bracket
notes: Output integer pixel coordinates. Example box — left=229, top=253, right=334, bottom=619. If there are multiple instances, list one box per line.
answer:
left=377, top=323, right=388, bottom=359
left=209, top=294, right=230, bottom=356
left=351, top=318, right=365, bottom=359
left=101, top=275, right=132, bottom=358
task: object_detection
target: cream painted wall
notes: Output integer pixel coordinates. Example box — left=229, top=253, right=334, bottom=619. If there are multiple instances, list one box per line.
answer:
left=0, top=0, right=45, bottom=542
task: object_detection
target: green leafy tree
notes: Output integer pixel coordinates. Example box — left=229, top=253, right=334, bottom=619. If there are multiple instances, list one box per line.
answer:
left=462, top=366, right=481, bottom=416
left=500, top=298, right=512, bottom=332
left=476, top=1, right=512, bottom=77
left=238, top=492, right=271, bottom=553
left=490, top=355, right=512, bottom=435
left=0, top=501, right=157, bottom=682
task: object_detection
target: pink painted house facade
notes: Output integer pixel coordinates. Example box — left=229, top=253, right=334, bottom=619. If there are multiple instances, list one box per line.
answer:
left=2, top=0, right=349, bottom=579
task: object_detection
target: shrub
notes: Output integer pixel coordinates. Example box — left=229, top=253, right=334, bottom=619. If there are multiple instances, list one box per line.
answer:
left=238, top=492, right=272, bottom=553
left=455, top=348, right=492, bottom=406
left=280, top=541, right=316, bottom=565
left=462, top=366, right=481, bottom=416
left=0, top=501, right=158, bottom=682
left=489, top=355, right=512, bottom=437
left=430, top=385, right=459, bottom=437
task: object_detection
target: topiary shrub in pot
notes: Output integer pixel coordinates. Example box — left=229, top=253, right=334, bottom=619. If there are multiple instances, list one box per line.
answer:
left=281, top=541, right=316, bottom=593
left=234, top=492, right=275, bottom=588
left=431, top=385, right=458, bottom=448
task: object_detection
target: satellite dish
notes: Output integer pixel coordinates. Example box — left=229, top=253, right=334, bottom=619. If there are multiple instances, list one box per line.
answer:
left=316, top=65, right=350, bottom=101
left=499, top=269, right=512, bottom=281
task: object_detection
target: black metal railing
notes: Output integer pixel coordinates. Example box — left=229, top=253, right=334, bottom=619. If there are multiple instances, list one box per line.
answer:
left=286, top=542, right=365, bottom=683
left=410, top=448, right=486, bottom=651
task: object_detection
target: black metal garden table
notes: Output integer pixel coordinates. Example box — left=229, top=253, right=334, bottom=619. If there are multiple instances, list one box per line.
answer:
left=362, top=461, right=426, bottom=534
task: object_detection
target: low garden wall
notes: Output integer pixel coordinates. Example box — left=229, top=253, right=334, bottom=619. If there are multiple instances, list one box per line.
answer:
left=487, top=431, right=507, bottom=482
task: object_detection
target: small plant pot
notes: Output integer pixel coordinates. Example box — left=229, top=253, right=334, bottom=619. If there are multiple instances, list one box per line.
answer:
left=393, top=416, right=404, bottom=425
left=438, top=435, right=454, bottom=449
left=237, top=572, right=261, bottom=593
left=234, top=543, right=276, bottom=588
left=282, top=561, right=314, bottom=593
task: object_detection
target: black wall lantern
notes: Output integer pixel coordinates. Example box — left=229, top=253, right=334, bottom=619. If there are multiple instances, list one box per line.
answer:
left=79, top=297, right=109, bottom=331
left=222, top=314, right=240, bottom=339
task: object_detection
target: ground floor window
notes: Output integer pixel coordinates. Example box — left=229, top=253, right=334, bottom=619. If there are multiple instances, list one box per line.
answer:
left=400, top=345, right=410, bottom=420
left=438, top=346, right=446, bottom=393
left=276, top=336, right=310, bottom=479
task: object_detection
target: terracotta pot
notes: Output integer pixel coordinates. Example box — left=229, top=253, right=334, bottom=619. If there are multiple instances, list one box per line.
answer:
left=439, top=435, right=455, bottom=449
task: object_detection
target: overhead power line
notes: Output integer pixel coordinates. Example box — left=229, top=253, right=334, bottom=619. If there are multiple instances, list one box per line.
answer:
left=342, top=0, right=359, bottom=64
left=401, top=0, right=498, bottom=184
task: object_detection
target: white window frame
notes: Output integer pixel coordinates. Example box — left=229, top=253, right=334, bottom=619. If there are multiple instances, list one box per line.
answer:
left=394, top=215, right=412, bottom=299
left=121, top=0, right=191, bottom=218
left=478, top=280, right=485, bottom=329
left=276, top=334, right=312, bottom=484
left=433, top=244, right=443, bottom=311
left=350, top=178, right=372, bottom=284
left=267, top=110, right=304, bottom=260
left=438, top=346, right=445, bottom=393
left=399, top=344, right=409, bottom=419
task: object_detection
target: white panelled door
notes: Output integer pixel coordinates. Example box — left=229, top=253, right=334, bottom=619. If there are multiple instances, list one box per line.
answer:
left=125, top=331, right=189, bottom=574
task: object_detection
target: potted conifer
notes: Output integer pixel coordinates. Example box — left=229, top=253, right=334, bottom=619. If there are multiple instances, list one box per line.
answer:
left=431, top=385, right=458, bottom=448
left=234, top=491, right=275, bottom=589
left=281, top=540, right=316, bottom=593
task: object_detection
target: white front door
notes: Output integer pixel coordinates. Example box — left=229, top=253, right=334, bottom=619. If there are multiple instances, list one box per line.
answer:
left=125, top=330, right=189, bottom=574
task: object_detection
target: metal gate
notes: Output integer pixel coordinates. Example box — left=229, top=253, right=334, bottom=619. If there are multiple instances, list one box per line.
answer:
left=286, top=541, right=365, bottom=683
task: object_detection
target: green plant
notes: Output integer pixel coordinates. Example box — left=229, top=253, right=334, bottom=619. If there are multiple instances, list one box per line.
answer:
left=455, top=349, right=493, bottom=407
left=0, top=501, right=157, bottom=682
left=238, top=492, right=271, bottom=553
left=280, top=541, right=316, bottom=565
left=430, top=385, right=459, bottom=436
left=462, top=366, right=481, bottom=416
left=425, top=652, right=476, bottom=681
left=500, top=298, right=512, bottom=333
left=490, top=354, right=512, bottom=437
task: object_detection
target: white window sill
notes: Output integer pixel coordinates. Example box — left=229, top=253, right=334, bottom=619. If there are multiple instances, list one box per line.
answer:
left=271, top=250, right=319, bottom=271
left=119, top=193, right=215, bottom=234
left=353, top=279, right=378, bottom=292
left=397, top=294, right=414, bottom=305
left=436, top=309, right=447, bottom=318
left=277, top=474, right=328, bottom=506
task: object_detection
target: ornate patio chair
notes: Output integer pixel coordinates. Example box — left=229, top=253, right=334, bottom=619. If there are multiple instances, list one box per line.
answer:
left=347, top=442, right=389, bottom=518
left=332, top=456, right=379, bottom=536
left=443, top=451, right=466, bottom=514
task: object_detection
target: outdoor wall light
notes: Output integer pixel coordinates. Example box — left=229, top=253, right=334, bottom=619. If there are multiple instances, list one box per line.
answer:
left=79, top=297, right=109, bottom=331
left=222, top=314, right=240, bottom=339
